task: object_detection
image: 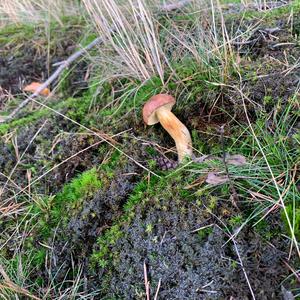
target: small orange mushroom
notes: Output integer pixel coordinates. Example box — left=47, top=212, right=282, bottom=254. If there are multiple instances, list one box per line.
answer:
left=23, top=82, right=50, bottom=96
left=143, top=94, right=193, bottom=163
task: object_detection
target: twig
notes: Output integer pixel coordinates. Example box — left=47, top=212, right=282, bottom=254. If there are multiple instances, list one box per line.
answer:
left=154, top=279, right=162, bottom=300
left=144, top=260, right=150, bottom=300
left=232, top=239, right=256, bottom=300
left=1, top=37, right=102, bottom=123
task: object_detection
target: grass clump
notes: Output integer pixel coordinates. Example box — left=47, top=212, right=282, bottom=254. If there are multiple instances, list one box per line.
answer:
left=0, top=0, right=81, bottom=27
left=0, top=23, right=35, bottom=44
left=97, top=77, right=164, bottom=124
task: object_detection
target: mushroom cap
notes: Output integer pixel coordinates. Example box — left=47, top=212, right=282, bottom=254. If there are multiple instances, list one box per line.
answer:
left=23, top=82, right=50, bottom=96
left=143, top=94, right=176, bottom=125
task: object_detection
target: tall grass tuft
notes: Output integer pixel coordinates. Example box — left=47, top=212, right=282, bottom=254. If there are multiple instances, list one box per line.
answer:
left=83, top=0, right=167, bottom=83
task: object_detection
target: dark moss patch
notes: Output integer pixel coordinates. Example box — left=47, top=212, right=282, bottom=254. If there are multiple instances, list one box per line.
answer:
left=45, top=152, right=142, bottom=283
left=88, top=170, right=291, bottom=299
left=0, top=94, right=106, bottom=200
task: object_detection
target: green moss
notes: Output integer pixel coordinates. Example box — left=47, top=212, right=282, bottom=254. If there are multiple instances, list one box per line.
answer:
left=65, top=93, right=96, bottom=123
left=233, top=1, right=300, bottom=21
left=197, top=227, right=213, bottom=241
left=17, top=149, right=126, bottom=278
left=228, top=214, right=243, bottom=228
left=91, top=224, right=123, bottom=268
left=0, top=23, right=35, bottom=44
left=31, top=249, right=47, bottom=269
left=90, top=175, right=160, bottom=268
left=10, top=167, right=102, bottom=276
left=207, top=195, right=218, bottom=212
left=253, top=219, right=277, bottom=240
left=263, top=95, right=273, bottom=105
left=0, top=108, right=48, bottom=135
left=101, top=151, right=122, bottom=177
left=124, top=176, right=159, bottom=212
left=191, top=130, right=208, bottom=153
left=91, top=170, right=198, bottom=269
left=0, top=93, right=99, bottom=135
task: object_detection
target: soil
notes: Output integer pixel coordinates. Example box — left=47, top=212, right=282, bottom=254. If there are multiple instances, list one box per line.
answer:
left=0, top=7, right=299, bottom=300
left=0, top=115, right=97, bottom=197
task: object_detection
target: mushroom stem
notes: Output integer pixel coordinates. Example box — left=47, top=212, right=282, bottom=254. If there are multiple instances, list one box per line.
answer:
left=155, top=106, right=192, bottom=162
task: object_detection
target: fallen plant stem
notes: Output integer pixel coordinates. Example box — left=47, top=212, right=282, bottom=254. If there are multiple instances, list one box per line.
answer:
left=154, top=279, right=162, bottom=300
left=144, top=260, right=150, bottom=300
left=232, top=238, right=256, bottom=300
left=0, top=283, right=41, bottom=300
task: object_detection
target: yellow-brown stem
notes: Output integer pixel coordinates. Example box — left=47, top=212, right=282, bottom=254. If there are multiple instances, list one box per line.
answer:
left=156, top=106, right=192, bottom=162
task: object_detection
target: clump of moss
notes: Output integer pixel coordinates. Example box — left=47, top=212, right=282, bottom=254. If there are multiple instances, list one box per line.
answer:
left=29, top=168, right=101, bottom=247
left=25, top=149, right=126, bottom=272
left=1, top=166, right=102, bottom=271
left=91, top=224, right=123, bottom=268
left=90, top=169, right=199, bottom=270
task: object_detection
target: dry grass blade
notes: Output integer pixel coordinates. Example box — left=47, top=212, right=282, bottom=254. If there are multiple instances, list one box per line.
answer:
left=0, top=202, right=25, bottom=217
left=143, top=260, right=150, bottom=300
left=154, top=278, right=162, bottom=300
left=0, top=0, right=79, bottom=25
left=83, top=0, right=167, bottom=82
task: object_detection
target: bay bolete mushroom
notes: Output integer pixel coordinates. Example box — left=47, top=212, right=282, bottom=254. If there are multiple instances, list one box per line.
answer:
left=143, top=94, right=192, bottom=163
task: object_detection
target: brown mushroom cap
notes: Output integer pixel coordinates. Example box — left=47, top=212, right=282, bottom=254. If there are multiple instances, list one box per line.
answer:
left=143, top=94, right=176, bottom=125
left=23, top=82, right=50, bottom=96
